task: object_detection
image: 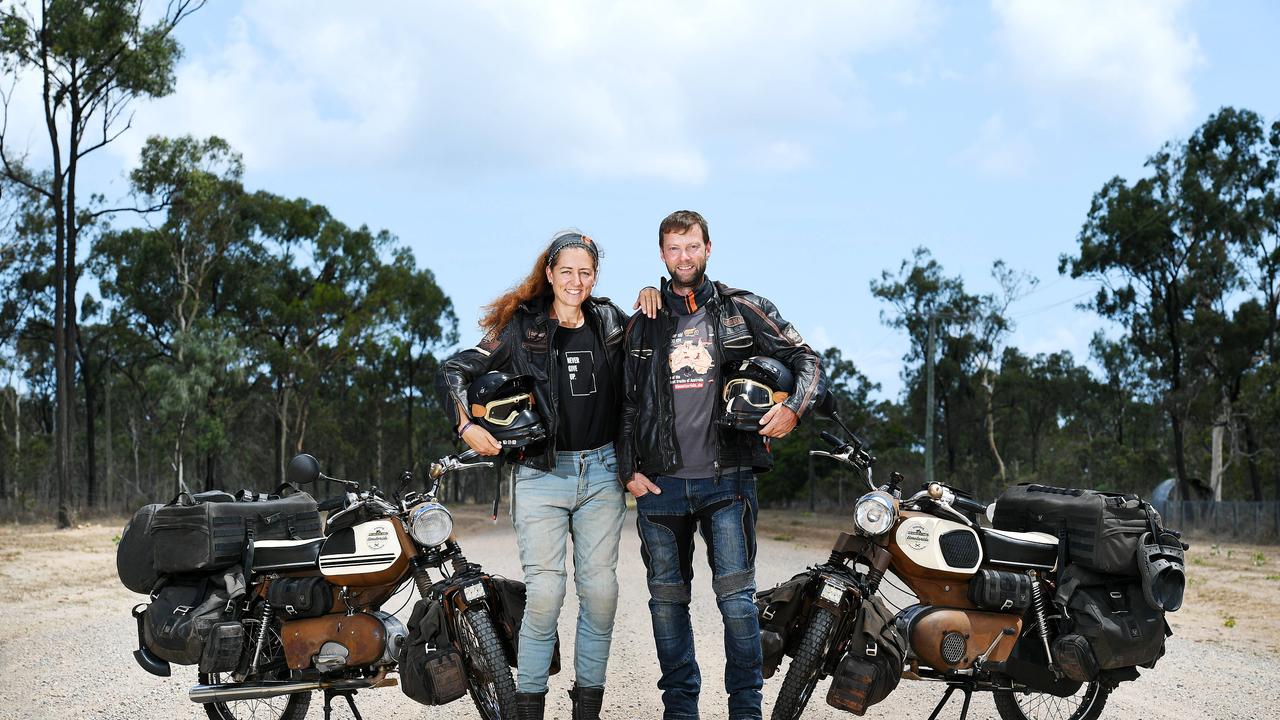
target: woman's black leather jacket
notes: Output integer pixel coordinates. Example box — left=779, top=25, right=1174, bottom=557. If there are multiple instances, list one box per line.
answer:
left=435, top=295, right=628, bottom=471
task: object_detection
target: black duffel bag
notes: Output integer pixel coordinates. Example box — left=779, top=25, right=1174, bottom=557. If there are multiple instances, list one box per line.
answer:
left=150, top=490, right=323, bottom=574
left=117, top=491, right=236, bottom=594
left=1051, top=565, right=1169, bottom=683
left=755, top=571, right=815, bottom=679
left=400, top=599, right=468, bottom=706
left=992, top=484, right=1158, bottom=575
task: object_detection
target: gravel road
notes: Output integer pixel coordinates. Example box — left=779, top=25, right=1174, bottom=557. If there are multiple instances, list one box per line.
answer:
left=0, top=511, right=1273, bottom=720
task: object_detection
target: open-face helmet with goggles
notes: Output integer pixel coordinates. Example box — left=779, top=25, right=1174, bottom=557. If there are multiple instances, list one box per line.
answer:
left=467, top=372, right=546, bottom=449
left=720, top=356, right=795, bottom=431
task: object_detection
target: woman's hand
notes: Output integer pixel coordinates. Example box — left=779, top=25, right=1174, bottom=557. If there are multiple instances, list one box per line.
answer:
left=460, top=423, right=503, bottom=456
left=634, top=286, right=661, bottom=319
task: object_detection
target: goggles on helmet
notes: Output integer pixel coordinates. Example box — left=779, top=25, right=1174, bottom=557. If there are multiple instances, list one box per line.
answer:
left=723, top=378, right=788, bottom=409
left=471, top=393, right=535, bottom=427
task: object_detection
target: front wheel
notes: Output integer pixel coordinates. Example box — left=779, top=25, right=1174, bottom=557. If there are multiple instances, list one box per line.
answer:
left=770, top=609, right=838, bottom=720
left=457, top=606, right=518, bottom=720
left=993, top=681, right=1110, bottom=720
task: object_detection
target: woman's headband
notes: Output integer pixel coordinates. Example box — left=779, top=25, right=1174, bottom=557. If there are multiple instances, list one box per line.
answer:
left=546, top=232, right=599, bottom=267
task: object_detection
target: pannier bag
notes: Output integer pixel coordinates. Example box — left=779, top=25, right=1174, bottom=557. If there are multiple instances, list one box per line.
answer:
left=142, top=565, right=246, bottom=667
left=826, top=596, right=907, bottom=716
left=488, top=575, right=560, bottom=674
left=117, top=491, right=235, bottom=594
left=1051, top=565, right=1168, bottom=683
left=992, top=484, right=1160, bottom=575
left=267, top=576, right=333, bottom=619
left=754, top=571, right=814, bottom=679
left=150, top=491, right=323, bottom=574
left=400, top=599, right=468, bottom=706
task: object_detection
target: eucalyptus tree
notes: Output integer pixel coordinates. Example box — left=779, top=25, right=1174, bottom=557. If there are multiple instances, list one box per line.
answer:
left=0, top=0, right=204, bottom=525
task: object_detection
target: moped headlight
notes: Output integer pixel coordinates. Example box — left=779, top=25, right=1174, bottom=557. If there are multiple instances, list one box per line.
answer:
left=853, top=491, right=897, bottom=536
left=408, top=502, right=453, bottom=547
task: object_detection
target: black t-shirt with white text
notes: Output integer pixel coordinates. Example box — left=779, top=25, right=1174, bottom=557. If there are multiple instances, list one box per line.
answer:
left=553, top=323, right=615, bottom=451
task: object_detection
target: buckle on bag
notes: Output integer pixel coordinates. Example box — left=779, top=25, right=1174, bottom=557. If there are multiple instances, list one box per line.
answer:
left=174, top=605, right=192, bottom=615
left=865, top=641, right=878, bottom=657
left=762, top=605, right=776, bottom=621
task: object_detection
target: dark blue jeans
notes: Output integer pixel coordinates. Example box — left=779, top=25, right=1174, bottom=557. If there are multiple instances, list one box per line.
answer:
left=635, top=471, right=762, bottom=720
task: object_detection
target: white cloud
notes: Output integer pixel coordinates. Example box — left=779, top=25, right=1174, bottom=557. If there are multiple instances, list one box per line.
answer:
left=991, top=0, right=1202, bottom=138
left=809, top=324, right=834, bottom=351
left=961, top=113, right=1034, bottom=178
left=110, top=0, right=938, bottom=182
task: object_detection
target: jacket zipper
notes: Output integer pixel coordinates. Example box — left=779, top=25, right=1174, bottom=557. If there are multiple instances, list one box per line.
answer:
left=710, top=295, right=725, bottom=485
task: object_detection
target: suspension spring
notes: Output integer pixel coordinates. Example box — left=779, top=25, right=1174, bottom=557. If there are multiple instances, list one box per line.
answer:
left=249, top=603, right=274, bottom=675
left=1028, top=570, right=1054, bottom=664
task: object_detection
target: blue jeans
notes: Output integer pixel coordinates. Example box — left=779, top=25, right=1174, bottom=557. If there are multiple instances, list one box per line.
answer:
left=635, top=471, right=762, bottom=720
left=512, top=443, right=627, bottom=693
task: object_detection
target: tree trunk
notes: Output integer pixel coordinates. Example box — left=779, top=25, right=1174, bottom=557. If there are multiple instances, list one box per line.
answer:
left=1243, top=417, right=1263, bottom=502
left=104, top=367, right=113, bottom=510
left=1209, top=406, right=1226, bottom=502
left=982, top=371, right=1006, bottom=482
left=83, top=355, right=97, bottom=508
left=1170, top=412, right=1190, bottom=496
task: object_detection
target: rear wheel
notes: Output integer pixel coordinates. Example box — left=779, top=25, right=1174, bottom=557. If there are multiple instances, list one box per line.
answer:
left=457, top=606, right=518, bottom=720
left=993, top=681, right=1109, bottom=720
left=770, top=609, right=838, bottom=720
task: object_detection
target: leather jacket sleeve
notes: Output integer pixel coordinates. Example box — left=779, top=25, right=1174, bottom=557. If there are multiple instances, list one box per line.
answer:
left=616, top=312, right=645, bottom=485
left=434, top=326, right=513, bottom=428
left=729, top=294, right=823, bottom=418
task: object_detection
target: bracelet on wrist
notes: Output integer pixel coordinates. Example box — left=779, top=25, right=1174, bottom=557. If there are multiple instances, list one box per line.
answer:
left=457, top=420, right=474, bottom=439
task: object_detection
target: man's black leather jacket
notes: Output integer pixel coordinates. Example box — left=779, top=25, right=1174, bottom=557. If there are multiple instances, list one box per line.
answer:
left=617, top=280, right=822, bottom=484
left=435, top=295, right=628, bottom=471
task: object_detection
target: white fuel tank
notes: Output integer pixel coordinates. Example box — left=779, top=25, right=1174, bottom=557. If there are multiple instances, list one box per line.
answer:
left=319, top=519, right=407, bottom=586
left=894, top=515, right=983, bottom=575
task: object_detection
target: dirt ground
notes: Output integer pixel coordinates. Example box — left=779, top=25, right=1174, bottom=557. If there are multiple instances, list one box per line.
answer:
left=0, top=506, right=1276, bottom=719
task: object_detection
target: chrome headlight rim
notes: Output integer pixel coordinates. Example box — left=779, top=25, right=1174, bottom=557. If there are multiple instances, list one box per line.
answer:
left=408, top=502, right=454, bottom=547
left=853, top=491, right=897, bottom=536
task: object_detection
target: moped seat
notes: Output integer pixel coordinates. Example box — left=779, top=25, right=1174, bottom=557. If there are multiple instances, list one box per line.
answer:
left=252, top=537, right=325, bottom=572
left=981, top=528, right=1058, bottom=570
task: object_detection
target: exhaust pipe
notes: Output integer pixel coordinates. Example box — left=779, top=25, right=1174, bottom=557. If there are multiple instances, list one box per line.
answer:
left=190, top=681, right=322, bottom=704
left=189, top=674, right=387, bottom=704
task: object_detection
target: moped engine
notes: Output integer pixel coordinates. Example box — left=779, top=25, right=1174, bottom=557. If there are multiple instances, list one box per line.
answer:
left=281, top=610, right=407, bottom=672
left=895, top=605, right=1021, bottom=671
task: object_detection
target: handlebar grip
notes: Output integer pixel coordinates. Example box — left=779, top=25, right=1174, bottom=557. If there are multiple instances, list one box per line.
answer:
left=819, top=431, right=846, bottom=449
left=953, top=495, right=989, bottom=515
left=317, top=496, right=344, bottom=512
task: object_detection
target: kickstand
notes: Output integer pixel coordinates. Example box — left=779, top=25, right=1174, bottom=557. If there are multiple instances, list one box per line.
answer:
left=323, top=688, right=363, bottom=720
left=926, top=682, right=973, bottom=720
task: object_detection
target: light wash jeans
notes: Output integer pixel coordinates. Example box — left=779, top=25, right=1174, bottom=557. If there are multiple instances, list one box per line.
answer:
left=512, top=442, right=626, bottom=693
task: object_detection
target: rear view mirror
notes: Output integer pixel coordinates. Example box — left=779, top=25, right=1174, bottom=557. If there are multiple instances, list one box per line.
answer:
left=287, top=454, right=321, bottom=485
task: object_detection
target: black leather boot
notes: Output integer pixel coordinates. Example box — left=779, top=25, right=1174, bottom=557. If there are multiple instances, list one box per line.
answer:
left=516, top=690, right=546, bottom=720
left=568, top=684, right=604, bottom=720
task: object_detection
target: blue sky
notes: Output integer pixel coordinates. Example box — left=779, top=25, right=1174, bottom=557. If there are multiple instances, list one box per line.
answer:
left=10, top=1, right=1280, bottom=398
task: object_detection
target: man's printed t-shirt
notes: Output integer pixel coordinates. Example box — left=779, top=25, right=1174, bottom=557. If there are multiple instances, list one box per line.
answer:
left=668, top=307, right=719, bottom=478
left=553, top=323, right=615, bottom=451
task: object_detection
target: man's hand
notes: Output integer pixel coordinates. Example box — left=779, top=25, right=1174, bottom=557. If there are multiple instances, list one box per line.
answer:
left=460, top=423, right=502, bottom=456
left=633, top=286, right=661, bottom=319
left=758, top=404, right=799, bottom=438
left=626, top=471, right=662, bottom=498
